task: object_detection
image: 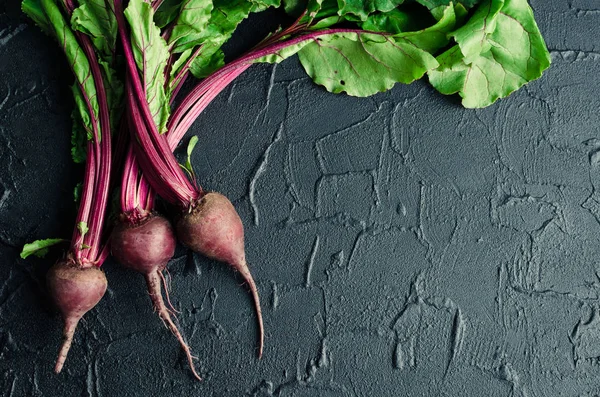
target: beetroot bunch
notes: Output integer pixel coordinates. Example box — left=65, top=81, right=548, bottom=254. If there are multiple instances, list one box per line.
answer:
left=21, top=0, right=551, bottom=381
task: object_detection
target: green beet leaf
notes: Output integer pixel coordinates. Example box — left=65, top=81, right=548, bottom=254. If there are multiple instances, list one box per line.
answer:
left=20, top=238, right=66, bottom=259
left=125, top=0, right=170, bottom=132
left=188, top=48, right=225, bottom=79
left=21, top=0, right=52, bottom=35
left=169, top=0, right=214, bottom=50
left=155, top=0, right=184, bottom=28
left=428, top=0, right=551, bottom=108
left=337, top=0, right=405, bottom=21
left=297, top=32, right=438, bottom=97
left=40, top=0, right=100, bottom=140
left=294, top=4, right=457, bottom=97
left=170, top=0, right=253, bottom=54
left=71, top=0, right=118, bottom=63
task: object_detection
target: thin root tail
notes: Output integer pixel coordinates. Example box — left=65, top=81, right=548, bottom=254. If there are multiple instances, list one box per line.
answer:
left=241, top=264, right=264, bottom=359
left=54, top=316, right=80, bottom=374
left=146, top=271, right=202, bottom=381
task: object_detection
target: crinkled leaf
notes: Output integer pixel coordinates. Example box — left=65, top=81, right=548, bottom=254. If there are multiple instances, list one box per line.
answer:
left=415, top=0, right=481, bottom=9
left=171, top=0, right=253, bottom=53
left=125, top=0, right=170, bottom=132
left=20, top=238, right=66, bottom=259
left=71, top=0, right=118, bottom=62
left=155, top=0, right=183, bottom=28
left=189, top=48, right=225, bottom=78
left=394, top=4, right=456, bottom=53
left=428, top=0, right=551, bottom=108
left=361, top=8, right=414, bottom=33
left=297, top=31, right=438, bottom=97
left=169, top=0, right=213, bottom=49
left=40, top=0, right=100, bottom=138
left=251, top=0, right=281, bottom=12
left=449, top=0, right=504, bottom=63
left=22, top=0, right=52, bottom=35
left=254, top=41, right=310, bottom=64
left=337, top=0, right=405, bottom=21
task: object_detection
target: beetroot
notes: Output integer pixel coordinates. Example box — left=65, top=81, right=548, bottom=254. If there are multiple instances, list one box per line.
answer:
left=47, top=259, right=107, bottom=374
left=111, top=214, right=201, bottom=380
left=176, top=192, right=264, bottom=357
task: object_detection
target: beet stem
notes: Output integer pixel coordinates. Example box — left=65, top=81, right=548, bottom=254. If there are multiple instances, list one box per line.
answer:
left=54, top=316, right=80, bottom=374
left=145, top=270, right=201, bottom=381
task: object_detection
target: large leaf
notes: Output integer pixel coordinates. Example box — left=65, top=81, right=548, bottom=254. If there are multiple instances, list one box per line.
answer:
left=154, top=0, right=183, bottom=28
left=360, top=8, right=414, bottom=33
left=125, top=0, right=170, bottom=132
left=297, top=32, right=438, bottom=97
left=449, top=0, right=504, bottom=62
left=337, top=0, right=405, bottom=21
left=40, top=0, right=100, bottom=138
left=428, top=0, right=551, bottom=108
left=171, top=0, right=253, bottom=53
left=168, top=0, right=213, bottom=49
left=188, top=47, right=225, bottom=79
left=21, top=0, right=52, bottom=35
left=71, top=0, right=118, bottom=63
left=395, top=4, right=456, bottom=53
left=415, top=0, right=481, bottom=9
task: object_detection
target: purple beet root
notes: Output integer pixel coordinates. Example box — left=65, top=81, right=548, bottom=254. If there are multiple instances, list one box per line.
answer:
left=111, top=213, right=201, bottom=380
left=176, top=192, right=264, bottom=358
left=47, top=260, right=107, bottom=374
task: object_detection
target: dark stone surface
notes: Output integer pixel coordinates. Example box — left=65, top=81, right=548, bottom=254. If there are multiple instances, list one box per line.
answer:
left=1, top=1, right=600, bottom=396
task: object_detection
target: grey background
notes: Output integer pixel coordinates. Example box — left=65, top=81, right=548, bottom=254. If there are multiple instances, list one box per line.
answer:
left=1, top=1, right=599, bottom=396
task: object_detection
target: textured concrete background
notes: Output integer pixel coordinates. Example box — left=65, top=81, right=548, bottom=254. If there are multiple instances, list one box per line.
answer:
left=1, top=1, right=599, bottom=396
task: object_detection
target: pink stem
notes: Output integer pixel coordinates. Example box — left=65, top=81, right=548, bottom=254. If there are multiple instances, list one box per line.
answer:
left=63, top=0, right=112, bottom=264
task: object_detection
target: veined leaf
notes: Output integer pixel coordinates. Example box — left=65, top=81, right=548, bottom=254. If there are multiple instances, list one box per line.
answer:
left=155, top=0, right=183, bottom=28
left=71, top=0, right=118, bottom=63
left=170, top=0, right=253, bottom=54
left=125, top=0, right=170, bottom=132
left=297, top=31, right=438, bottom=97
left=188, top=48, right=225, bottom=79
left=428, top=0, right=551, bottom=108
left=169, top=0, right=213, bottom=49
left=337, top=0, right=405, bottom=21
left=40, top=0, right=100, bottom=139
left=22, top=0, right=52, bottom=35
left=20, top=238, right=66, bottom=259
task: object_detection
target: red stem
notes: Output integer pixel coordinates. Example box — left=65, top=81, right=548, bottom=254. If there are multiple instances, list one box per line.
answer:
left=63, top=0, right=112, bottom=265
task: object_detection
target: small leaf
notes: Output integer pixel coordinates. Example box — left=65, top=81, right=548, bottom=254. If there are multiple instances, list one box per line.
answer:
left=78, top=221, right=89, bottom=236
left=73, top=182, right=83, bottom=202
left=180, top=136, right=199, bottom=176
left=20, top=238, right=66, bottom=259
